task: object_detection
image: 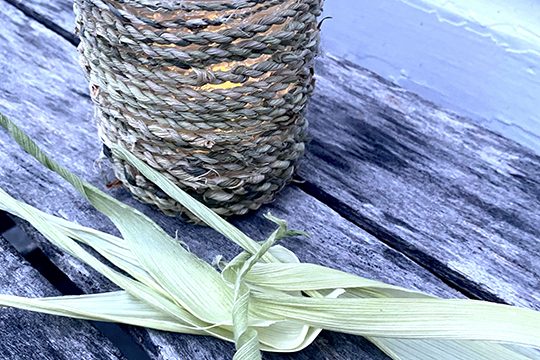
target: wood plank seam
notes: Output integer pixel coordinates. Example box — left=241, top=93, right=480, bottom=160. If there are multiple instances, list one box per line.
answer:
left=297, top=178, right=507, bottom=304
left=3, top=0, right=79, bottom=46
left=0, top=214, right=153, bottom=360
left=300, top=55, right=540, bottom=310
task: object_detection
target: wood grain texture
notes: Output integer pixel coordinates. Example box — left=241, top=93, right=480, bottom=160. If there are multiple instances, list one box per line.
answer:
left=0, top=2, right=465, bottom=359
left=0, top=236, right=125, bottom=360
left=300, top=56, right=540, bottom=309
left=5, top=0, right=77, bottom=44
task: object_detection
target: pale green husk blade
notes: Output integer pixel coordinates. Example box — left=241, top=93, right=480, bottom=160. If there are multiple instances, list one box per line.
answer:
left=371, top=338, right=538, bottom=360
left=251, top=293, right=540, bottom=347
left=0, top=291, right=206, bottom=334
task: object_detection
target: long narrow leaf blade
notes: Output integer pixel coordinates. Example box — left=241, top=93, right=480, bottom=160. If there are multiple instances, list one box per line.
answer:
left=252, top=293, right=540, bottom=348
left=0, top=188, right=231, bottom=338
left=0, top=291, right=203, bottom=334
left=370, top=338, right=538, bottom=360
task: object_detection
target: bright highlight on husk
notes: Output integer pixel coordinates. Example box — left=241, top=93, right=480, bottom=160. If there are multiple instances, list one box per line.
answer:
left=0, top=113, right=539, bottom=360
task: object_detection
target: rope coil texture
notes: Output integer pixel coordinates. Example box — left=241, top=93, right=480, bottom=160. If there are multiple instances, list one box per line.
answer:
left=74, top=0, right=322, bottom=220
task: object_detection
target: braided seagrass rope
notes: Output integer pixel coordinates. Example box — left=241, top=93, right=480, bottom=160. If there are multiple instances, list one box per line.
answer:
left=74, top=0, right=322, bottom=219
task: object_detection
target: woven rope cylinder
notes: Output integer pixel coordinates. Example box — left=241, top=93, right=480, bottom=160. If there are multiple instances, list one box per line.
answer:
left=74, top=0, right=322, bottom=219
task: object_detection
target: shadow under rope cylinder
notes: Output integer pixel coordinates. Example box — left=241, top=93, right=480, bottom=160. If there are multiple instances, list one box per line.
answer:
left=74, top=0, right=323, bottom=219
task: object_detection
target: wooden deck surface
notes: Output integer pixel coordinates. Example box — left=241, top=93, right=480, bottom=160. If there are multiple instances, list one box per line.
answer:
left=0, top=1, right=538, bottom=359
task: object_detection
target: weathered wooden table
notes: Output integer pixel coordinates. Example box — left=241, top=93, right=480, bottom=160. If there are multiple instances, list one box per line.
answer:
left=0, top=1, right=538, bottom=359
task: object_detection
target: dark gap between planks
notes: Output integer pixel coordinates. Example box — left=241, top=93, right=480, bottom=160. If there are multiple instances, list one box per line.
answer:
left=0, top=211, right=152, bottom=360
left=4, top=0, right=79, bottom=46
left=294, top=178, right=508, bottom=305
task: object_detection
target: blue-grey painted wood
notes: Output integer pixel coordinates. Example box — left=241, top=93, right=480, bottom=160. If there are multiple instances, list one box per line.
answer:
left=321, top=0, right=540, bottom=154
left=5, top=0, right=76, bottom=43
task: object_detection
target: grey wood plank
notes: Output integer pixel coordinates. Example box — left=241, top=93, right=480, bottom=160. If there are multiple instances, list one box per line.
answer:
left=0, top=1, right=463, bottom=359
left=5, top=0, right=77, bottom=44
left=0, top=235, right=125, bottom=360
left=299, top=56, right=540, bottom=309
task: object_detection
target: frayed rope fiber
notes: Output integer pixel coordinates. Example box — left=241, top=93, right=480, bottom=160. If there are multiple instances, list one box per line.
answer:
left=74, top=0, right=323, bottom=220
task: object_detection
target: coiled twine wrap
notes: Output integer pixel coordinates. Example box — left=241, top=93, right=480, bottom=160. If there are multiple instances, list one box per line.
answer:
left=74, top=0, right=322, bottom=219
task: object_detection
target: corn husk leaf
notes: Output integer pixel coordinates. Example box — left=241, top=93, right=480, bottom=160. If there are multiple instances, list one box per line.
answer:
left=0, top=291, right=207, bottom=335
left=0, top=113, right=539, bottom=359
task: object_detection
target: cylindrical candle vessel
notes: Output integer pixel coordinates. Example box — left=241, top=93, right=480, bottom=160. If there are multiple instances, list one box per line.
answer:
left=74, top=0, right=322, bottom=218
